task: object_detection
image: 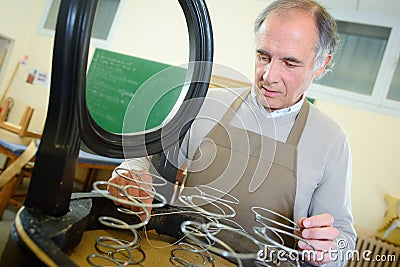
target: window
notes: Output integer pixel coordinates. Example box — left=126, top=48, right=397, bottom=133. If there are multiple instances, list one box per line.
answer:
left=307, top=10, right=400, bottom=117
left=316, top=21, right=390, bottom=96
left=39, top=0, right=123, bottom=46
left=387, top=60, right=400, bottom=102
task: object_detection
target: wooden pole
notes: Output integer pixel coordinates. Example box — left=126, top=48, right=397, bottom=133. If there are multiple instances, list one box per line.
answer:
left=0, top=48, right=7, bottom=70
left=0, top=60, right=20, bottom=107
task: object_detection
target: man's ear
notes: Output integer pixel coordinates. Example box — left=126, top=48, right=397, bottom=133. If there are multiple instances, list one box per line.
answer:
left=314, top=54, right=332, bottom=78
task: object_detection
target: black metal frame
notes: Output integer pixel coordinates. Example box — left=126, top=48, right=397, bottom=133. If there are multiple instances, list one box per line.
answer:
left=24, top=0, right=213, bottom=217
left=78, top=0, right=214, bottom=159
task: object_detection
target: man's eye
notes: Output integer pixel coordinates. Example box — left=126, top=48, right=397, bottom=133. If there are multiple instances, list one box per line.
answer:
left=286, top=62, right=298, bottom=68
left=258, top=54, right=269, bottom=62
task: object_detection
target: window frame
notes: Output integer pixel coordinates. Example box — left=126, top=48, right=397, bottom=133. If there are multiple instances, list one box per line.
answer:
left=37, top=0, right=125, bottom=47
left=306, top=10, right=400, bottom=117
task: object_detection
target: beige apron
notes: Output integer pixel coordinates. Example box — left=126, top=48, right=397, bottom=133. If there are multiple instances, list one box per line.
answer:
left=183, top=89, right=309, bottom=248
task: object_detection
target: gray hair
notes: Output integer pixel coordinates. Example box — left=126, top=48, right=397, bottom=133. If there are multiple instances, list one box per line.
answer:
left=254, top=0, right=338, bottom=76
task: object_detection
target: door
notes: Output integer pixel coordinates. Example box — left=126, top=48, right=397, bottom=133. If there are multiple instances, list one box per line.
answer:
left=0, top=34, right=14, bottom=81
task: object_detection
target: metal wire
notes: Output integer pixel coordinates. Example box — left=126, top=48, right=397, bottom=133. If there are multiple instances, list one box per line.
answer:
left=89, top=171, right=168, bottom=266
left=87, top=234, right=146, bottom=267
left=90, top=172, right=308, bottom=266
left=251, top=207, right=317, bottom=267
left=180, top=221, right=264, bottom=267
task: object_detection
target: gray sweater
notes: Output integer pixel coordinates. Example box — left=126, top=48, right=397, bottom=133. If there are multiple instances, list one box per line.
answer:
left=115, top=87, right=356, bottom=266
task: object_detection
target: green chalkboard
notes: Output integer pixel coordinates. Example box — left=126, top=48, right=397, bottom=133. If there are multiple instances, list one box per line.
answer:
left=86, top=48, right=186, bottom=133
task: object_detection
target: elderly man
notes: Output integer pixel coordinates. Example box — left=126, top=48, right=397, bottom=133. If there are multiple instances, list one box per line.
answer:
left=108, top=0, right=356, bottom=266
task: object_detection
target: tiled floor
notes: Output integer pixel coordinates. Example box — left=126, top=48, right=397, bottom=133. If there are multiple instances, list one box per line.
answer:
left=0, top=205, right=18, bottom=256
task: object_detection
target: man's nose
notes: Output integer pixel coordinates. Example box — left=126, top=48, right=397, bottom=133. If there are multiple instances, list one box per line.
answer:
left=262, top=59, right=280, bottom=84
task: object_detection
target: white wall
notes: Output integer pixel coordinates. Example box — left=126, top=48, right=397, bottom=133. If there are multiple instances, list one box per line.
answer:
left=0, top=0, right=399, bottom=234
left=317, top=101, right=400, bottom=232
left=0, top=0, right=51, bottom=132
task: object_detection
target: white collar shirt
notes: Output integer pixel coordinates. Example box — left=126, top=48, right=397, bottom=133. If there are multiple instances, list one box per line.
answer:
left=250, top=86, right=305, bottom=119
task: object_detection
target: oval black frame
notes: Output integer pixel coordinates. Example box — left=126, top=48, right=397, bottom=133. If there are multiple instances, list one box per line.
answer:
left=79, top=0, right=213, bottom=158
left=24, top=0, right=213, bottom=217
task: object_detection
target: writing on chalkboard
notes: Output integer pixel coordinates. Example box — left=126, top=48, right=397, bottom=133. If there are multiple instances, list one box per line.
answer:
left=86, top=48, right=186, bottom=133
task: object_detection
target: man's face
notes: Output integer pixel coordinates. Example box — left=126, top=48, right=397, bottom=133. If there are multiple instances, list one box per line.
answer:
left=254, top=11, right=331, bottom=112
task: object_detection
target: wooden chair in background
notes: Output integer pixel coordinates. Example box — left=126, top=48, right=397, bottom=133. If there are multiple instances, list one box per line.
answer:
left=0, top=139, right=123, bottom=219
left=0, top=102, right=124, bottom=219
left=0, top=140, right=36, bottom=218
left=0, top=102, right=39, bottom=219
left=0, top=98, right=42, bottom=139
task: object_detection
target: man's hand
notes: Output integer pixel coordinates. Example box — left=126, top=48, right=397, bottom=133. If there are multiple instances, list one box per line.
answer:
left=107, top=170, right=154, bottom=221
left=296, top=214, right=339, bottom=265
